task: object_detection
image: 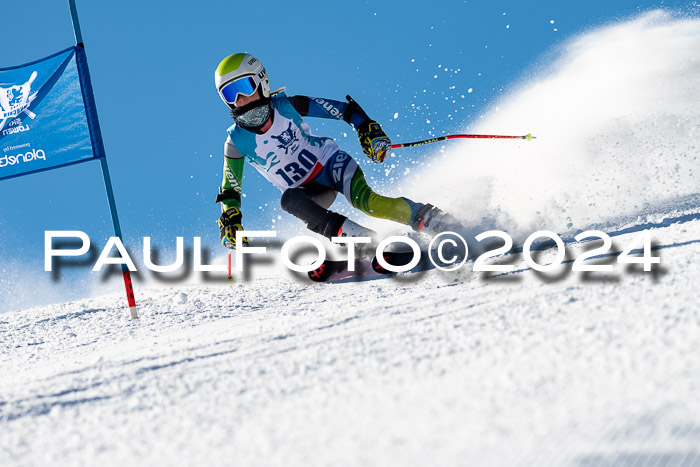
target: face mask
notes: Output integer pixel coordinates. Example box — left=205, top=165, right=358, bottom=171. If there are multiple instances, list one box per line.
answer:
left=231, top=97, right=272, bottom=132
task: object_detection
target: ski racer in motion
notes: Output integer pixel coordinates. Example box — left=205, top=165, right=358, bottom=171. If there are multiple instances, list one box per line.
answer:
left=214, top=53, right=462, bottom=250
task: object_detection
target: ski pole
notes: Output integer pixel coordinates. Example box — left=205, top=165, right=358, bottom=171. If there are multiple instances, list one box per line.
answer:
left=391, top=133, right=535, bottom=149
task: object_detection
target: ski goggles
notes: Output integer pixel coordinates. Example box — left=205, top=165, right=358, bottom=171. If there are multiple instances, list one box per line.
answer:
left=219, top=75, right=260, bottom=104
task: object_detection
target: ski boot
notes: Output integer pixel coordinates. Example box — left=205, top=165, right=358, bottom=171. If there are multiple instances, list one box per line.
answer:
left=409, top=204, right=464, bottom=235
left=336, top=217, right=377, bottom=240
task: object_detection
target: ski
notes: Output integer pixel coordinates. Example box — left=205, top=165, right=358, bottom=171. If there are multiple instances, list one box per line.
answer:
left=307, top=258, right=385, bottom=283
left=308, top=251, right=428, bottom=283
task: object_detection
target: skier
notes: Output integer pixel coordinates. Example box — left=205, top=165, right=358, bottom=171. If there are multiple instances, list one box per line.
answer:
left=214, top=53, right=460, bottom=250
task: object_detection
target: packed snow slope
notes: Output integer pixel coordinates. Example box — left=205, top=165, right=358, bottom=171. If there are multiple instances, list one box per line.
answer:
left=1, top=218, right=699, bottom=466
left=2, top=10, right=700, bottom=467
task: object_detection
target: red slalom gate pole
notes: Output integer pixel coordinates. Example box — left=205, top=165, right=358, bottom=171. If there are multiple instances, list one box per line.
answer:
left=122, top=269, right=138, bottom=313
left=227, top=250, right=233, bottom=281
left=100, top=157, right=139, bottom=319
left=391, top=133, right=535, bottom=149
left=69, top=0, right=138, bottom=319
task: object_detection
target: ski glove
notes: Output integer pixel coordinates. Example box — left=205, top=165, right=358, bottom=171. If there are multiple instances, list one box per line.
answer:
left=357, top=120, right=391, bottom=163
left=218, top=207, right=247, bottom=250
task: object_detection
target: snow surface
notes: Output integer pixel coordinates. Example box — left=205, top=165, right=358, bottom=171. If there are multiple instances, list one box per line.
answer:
left=2, top=11, right=700, bottom=467
left=2, top=216, right=699, bottom=466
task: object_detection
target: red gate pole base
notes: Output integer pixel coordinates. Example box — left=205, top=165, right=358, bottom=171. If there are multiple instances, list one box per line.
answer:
left=122, top=269, right=139, bottom=319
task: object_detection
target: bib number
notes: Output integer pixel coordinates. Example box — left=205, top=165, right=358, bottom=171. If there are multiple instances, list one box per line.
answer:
left=275, top=149, right=318, bottom=186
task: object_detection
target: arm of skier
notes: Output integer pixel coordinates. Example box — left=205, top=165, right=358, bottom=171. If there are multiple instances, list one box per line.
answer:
left=216, top=137, right=247, bottom=249
left=288, top=95, right=391, bottom=163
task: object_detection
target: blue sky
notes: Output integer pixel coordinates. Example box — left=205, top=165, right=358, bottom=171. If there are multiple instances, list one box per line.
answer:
left=0, top=0, right=696, bottom=308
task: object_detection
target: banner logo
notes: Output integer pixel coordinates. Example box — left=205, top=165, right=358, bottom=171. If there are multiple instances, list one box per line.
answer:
left=0, top=147, right=46, bottom=168
left=0, top=71, right=38, bottom=131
